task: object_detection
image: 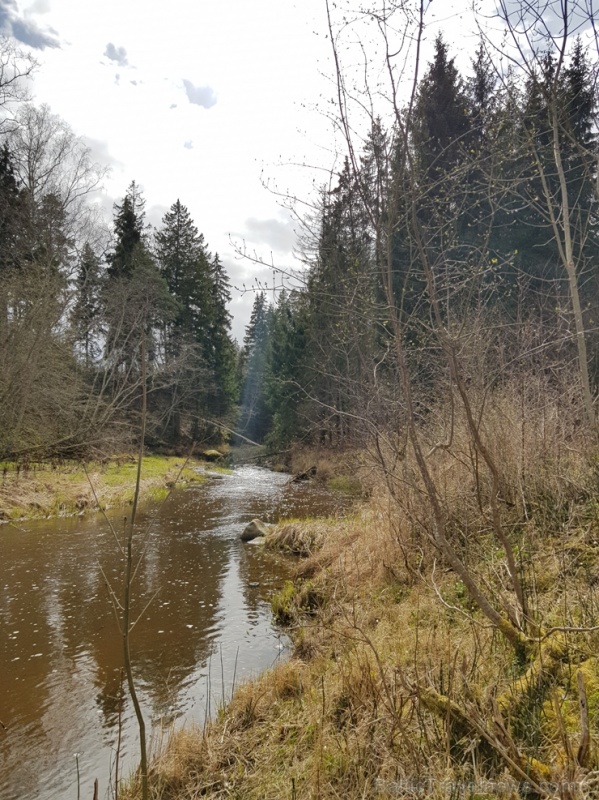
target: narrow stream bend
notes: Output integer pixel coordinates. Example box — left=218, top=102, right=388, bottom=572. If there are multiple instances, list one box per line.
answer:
left=0, top=466, right=343, bottom=800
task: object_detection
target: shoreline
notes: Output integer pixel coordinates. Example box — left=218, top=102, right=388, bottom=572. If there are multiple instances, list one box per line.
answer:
left=0, top=455, right=226, bottom=524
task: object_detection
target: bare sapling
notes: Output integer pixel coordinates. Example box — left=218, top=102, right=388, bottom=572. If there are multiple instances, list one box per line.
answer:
left=121, top=336, right=149, bottom=800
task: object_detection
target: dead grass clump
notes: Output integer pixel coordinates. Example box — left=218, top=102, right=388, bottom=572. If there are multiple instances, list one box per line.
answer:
left=289, top=445, right=369, bottom=488
left=271, top=578, right=328, bottom=626
left=274, top=506, right=401, bottom=591
left=228, top=660, right=306, bottom=730
left=422, top=375, right=594, bottom=528
left=266, top=520, right=328, bottom=557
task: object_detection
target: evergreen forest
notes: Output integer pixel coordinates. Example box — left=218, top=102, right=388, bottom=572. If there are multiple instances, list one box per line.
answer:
left=239, top=31, right=599, bottom=462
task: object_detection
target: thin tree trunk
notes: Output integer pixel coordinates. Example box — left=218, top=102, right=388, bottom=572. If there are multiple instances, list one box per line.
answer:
left=122, top=337, right=148, bottom=800
left=551, top=107, right=596, bottom=431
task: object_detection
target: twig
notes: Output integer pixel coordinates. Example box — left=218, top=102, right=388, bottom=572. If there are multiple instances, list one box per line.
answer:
left=577, top=669, right=591, bottom=768
left=83, top=463, right=123, bottom=555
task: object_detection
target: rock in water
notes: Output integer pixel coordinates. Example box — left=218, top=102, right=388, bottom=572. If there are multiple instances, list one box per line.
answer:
left=241, top=519, right=269, bottom=542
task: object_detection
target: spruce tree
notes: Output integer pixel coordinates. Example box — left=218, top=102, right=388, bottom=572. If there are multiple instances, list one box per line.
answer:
left=153, top=200, right=211, bottom=443
left=71, top=243, right=103, bottom=365
left=0, top=143, right=26, bottom=275
left=411, top=36, right=474, bottom=291
left=561, top=36, right=597, bottom=263
left=264, top=289, right=306, bottom=448
left=154, top=199, right=212, bottom=355
left=107, top=181, right=146, bottom=280
left=104, top=183, right=172, bottom=400
left=462, top=43, right=498, bottom=243
left=412, top=35, right=471, bottom=197
left=205, top=253, right=237, bottom=416
left=302, top=163, right=377, bottom=446
left=154, top=202, right=237, bottom=442
left=238, top=292, right=272, bottom=442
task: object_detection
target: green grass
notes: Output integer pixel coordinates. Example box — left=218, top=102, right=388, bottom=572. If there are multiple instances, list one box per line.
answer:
left=101, top=455, right=180, bottom=485
left=0, top=454, right=211, bottom=522
left=205, top=465, right=234, bottom=475
left=326, top=475, right=363, bottom=496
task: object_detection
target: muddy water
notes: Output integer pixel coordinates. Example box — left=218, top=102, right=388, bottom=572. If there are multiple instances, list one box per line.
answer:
left=0, top=466, right=343, bottom=800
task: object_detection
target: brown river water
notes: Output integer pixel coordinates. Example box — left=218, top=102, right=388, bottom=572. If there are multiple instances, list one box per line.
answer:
left=0, top=465, right=344, bottom=800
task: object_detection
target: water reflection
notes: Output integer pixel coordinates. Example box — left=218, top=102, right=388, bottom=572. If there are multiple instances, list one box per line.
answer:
left=0, top=466, right=343, bottom=800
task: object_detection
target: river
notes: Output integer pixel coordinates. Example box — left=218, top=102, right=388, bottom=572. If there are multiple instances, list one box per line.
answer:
left=0, top=465, right=343, bottom=800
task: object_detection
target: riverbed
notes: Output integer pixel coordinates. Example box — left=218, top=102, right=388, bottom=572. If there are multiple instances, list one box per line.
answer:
left=0, top=466, right=343, bottom=800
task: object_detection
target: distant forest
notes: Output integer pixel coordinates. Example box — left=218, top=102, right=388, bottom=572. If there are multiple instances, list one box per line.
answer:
left=1, top=25, right=599, bottom=461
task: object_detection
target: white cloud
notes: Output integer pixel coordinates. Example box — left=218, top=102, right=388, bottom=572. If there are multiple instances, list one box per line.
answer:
left=29, top=0, right=50, bottom=12
left=241, top=214, right=296, bottom=253
left=146, top=202, right=169, bottom=229
left=104, top=42, right=128, bottom=67
left=0, top=0, right=59, bottom=48
left=182, top=79, right=217, bottom=109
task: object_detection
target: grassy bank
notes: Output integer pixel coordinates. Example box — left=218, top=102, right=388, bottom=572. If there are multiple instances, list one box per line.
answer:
left=126, top=500, right=599, bottom=799
left=0, top=455, right=220, bottom=522
left=120, top=385, right=599, bottom=799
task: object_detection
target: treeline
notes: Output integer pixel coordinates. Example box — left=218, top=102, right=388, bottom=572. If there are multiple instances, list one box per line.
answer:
left=0, top=47, right=238, bottom=460
left=2, top=29, right=597, bottom=462
left=243, top=33, right=599, bottom=451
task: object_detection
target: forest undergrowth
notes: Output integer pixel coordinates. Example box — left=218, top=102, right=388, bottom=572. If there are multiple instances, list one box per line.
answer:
left=122, top=377, right=599, bottom=800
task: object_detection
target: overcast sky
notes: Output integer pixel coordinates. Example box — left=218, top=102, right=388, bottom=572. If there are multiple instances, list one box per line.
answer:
left=0, top=0, right=545, bottom=341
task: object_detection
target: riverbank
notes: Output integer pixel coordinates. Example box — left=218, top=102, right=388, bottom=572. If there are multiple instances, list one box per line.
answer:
left=0, top=455, right=222, bottom=523
left=120, top=418, right=599, bottom=797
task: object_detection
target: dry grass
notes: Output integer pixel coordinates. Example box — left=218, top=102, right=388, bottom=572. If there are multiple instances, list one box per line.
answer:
left=265, top=520, right=328, bottom=557
left=122, top=380, right=599, bottom=799
left=289, top=446, right=372, bottom=494
left=0, top=455, right=210, bottom=522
